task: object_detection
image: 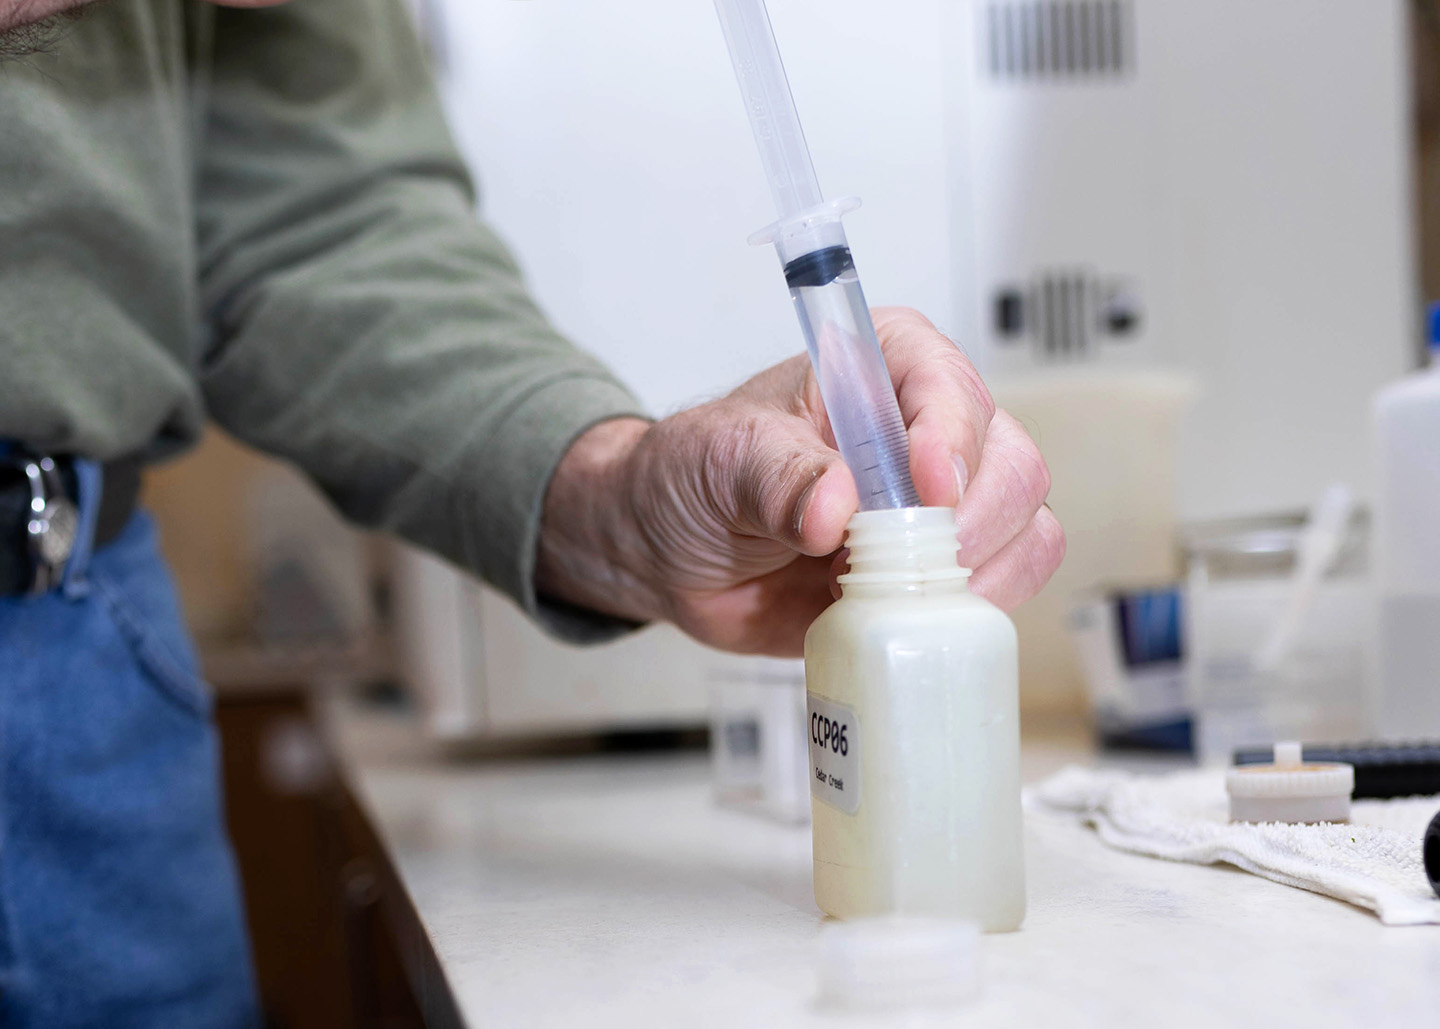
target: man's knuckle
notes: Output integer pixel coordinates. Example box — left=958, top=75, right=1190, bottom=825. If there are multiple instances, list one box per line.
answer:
left=922, top=346, right=992, bottom=419
left=1028, top=443, right=1052, bottom=502
left=873, top=305, right=926, bottom=331
left=896, top=350, right=995, bottom=442
left=954, top=358, right=995, bottom=423
left=1035, top=507, right=1067, bottom=573
left=1001, top=417, right=1049, bottom=500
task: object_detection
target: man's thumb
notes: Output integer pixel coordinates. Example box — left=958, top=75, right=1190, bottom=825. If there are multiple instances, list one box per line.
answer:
left=724, top=418, right=856, bottom=556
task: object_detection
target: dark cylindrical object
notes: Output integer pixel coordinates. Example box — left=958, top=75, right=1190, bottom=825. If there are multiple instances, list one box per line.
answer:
left=1426, top=810, right=1440, bottom=899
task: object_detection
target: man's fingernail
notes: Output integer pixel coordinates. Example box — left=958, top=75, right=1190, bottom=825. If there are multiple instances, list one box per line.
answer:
left=794, top=473, right=821, bottom=541
left=951, top=455, right=969, bottom=502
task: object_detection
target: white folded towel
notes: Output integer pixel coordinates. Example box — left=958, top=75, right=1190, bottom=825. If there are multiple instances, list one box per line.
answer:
left=1026, top=766, right=1440, bottom=926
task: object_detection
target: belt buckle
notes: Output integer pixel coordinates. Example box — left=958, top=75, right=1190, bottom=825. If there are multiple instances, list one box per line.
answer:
left=13, top=453, right=78, bottom=594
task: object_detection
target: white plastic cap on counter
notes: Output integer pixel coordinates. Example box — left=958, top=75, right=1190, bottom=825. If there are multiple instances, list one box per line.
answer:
left=816, top=917, right=980, bottom=1011
left=1226, top=741, right=1354, bottom=824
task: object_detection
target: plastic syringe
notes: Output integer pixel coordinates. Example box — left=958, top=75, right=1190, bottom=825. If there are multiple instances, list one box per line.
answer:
left=713, top=0, right=921, bottom=510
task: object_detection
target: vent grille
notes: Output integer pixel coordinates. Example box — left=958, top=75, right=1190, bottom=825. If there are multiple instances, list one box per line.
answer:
left=991, top=270, right=1142, bottom=360
left=984, top=1, right=1133, bottom=81
left=1035, top=269, right=1092, bottom=358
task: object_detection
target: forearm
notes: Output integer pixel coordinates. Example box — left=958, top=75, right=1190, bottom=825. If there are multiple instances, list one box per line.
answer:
left=534, top=417, right=665, bottom=625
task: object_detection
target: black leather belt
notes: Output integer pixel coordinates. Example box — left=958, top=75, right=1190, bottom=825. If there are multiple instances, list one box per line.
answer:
left=0, top=453, right=143, bottom=595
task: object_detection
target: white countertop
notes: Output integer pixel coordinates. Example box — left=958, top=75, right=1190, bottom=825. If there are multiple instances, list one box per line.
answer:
left=331, top=708, right=1440, bottom=1028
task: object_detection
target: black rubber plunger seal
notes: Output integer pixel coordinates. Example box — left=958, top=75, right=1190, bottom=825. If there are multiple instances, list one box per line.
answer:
left=1426, top=810, right=1440, bottom=899
left=783, top=246, right=855, bottom=288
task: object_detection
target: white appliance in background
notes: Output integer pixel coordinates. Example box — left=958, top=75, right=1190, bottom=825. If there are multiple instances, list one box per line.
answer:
left=394, top=0, right=1416, bottom=737
left=949, top=0, right=1415, bottom=519
left=708, top=658, right=811, bottom=824
left=390, top=547, right=752, bottom=737
left=946, top=0, right=1414, bottom=710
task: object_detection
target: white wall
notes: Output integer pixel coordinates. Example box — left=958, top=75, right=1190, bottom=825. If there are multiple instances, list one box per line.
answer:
left=430, top=0, right=952, bottom=415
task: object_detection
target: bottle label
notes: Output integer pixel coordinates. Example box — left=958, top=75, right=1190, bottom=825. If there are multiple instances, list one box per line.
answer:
left=807, top=693, right=860, bottom=814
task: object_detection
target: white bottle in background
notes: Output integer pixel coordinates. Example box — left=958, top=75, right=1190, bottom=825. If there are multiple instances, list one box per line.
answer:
left=804, top=507, right=1024, bottom=930
left=1373, top=311, right=1440, bottom=740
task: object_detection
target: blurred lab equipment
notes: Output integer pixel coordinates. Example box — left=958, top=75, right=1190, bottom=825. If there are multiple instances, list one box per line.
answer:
left=1184, top=506, right=1372, bottom=765
left=961, top=0, right=1413, bottom=714
left=997, top=371, right=1192, bottom=713
left=708, top=659, right=810, bottom=823
left=146, top=434, right=388, bottom=690
left=1234, top=741, right=1440, bottom=799
left=1225, top=741, right=1354, bottom=824
left=1252, top=484, right=1357, bottom=674
left=714, top=0, right=918, bottom=510
left=1069, top=584, right=1190, bottom=751
left=1372, top=306, right=1440, bottom=740
left=389, top=544, right=759, bottom=738
left=247, top=472, right=375, bottom=649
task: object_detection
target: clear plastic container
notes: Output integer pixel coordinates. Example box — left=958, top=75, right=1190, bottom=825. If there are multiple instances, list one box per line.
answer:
left=709, top=658, right=811, bottom=823
left=803, top=507, right=1024, bottom=929
left=1373, top=333, right=1440, bottom=740
left=1184, top=514, right=1371, bottom=764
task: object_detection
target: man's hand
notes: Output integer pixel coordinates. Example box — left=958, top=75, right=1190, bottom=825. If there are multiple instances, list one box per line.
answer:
left=535, top=307, right=1064, bottom=656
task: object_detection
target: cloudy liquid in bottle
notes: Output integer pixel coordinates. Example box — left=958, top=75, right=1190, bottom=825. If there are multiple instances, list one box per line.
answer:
left=804, top=507, right=1024, bottom=930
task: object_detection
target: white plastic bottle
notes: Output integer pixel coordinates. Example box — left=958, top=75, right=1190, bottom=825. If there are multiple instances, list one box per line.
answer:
left=803, top=507, right=1024, bottom=930
left=1373, top=315, right=1440, bottom=739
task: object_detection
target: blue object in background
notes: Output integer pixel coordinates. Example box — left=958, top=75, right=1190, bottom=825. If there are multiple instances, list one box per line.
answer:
left=1098, top=585, right=1192, bottom=754
left=1116, top=588, right=1183, bottom=668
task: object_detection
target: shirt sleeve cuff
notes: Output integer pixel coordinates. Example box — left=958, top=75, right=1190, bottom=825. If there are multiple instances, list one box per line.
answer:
left=455, top=373, right=651, bottom=645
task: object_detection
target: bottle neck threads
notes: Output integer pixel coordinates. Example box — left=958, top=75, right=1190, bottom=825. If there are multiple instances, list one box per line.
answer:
left=839, top=507, right=969, bottom=595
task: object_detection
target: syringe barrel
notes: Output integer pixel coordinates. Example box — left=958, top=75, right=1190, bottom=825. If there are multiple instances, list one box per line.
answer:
left=715, top=0, right=920, bottom=510
left=782, top=230, right=921, bottom=511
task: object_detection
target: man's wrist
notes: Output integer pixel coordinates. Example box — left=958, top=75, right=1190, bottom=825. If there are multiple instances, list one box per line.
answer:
left=534, top=416, right=664, bottom=624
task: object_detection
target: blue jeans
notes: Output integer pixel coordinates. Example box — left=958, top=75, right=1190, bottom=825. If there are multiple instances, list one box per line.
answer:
left=0, top=506, right=259, bottom=1027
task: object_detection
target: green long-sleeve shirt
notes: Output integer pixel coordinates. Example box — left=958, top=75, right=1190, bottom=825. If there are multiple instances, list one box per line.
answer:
left=0, top=0, right=647, bottom=633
